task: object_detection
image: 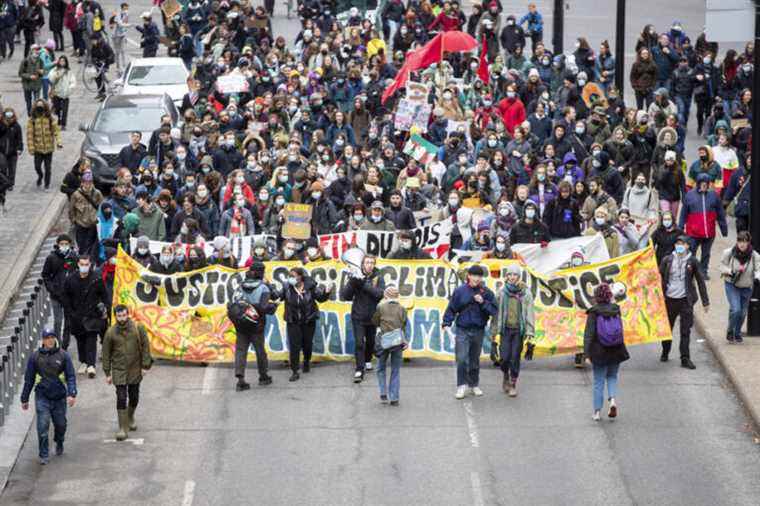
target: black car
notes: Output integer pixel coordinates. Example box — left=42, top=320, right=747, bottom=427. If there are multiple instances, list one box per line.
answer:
left=79, top=94, right=179, bottom=187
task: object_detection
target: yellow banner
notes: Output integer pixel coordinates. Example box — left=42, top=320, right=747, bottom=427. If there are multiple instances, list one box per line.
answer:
left=112, top=246, right=671, bottom=363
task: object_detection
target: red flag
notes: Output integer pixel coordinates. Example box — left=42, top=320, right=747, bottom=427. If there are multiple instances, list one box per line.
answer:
left=477, top=36, right=489, bottom=84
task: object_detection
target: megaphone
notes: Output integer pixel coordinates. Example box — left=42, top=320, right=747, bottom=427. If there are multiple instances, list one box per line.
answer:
left=341, top=247, right=366, bottom=279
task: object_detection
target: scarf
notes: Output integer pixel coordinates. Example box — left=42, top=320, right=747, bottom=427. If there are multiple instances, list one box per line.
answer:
left=733, top=245, right=753, bottom=264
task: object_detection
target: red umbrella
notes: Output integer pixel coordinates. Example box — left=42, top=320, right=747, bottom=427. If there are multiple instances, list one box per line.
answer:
left=426, top=30, right=478, bottom=57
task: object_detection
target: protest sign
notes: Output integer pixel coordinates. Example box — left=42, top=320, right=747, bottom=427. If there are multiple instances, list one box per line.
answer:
left=402, top=133, right=438, bottom=164
left=394, top=99, right=431, bottom=133
left=405, top=81, right=429, bottom=101
left=113, top=245, right=670, bottom=363
left=281, top=203, right=312, bottom=239
left=216, top=74, right=249, bottom=94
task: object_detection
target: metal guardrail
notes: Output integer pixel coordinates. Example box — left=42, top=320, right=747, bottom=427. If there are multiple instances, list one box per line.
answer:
left=0, top=279, right=52, bottom=427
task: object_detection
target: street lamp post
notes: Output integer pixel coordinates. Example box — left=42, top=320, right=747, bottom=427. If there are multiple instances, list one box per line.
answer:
left=747, top=1, right=760, bottom=335
left=614, top=0, right=625, bottom=93
left=552, top=0, right=564, bottom=55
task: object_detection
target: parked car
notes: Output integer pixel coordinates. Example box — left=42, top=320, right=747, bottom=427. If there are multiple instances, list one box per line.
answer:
left=79, top=94, right=179, bottom=188
left=115, top=57, right=190, bottom=106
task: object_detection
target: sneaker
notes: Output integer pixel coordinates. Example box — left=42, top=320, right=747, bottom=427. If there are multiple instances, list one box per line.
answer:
left=353, top=370, right=363, bottom=383
left=726, top=331, right=735, bottom=343
left=55, top=442, right=64, bottom=456
left=365, top=361, right=373, bottom=371
left=87, top=366, right=96, bottom=378
left=36, top=178, right=42, bottom=187
left=608, top=398, right=618, bottom=418
left=507, top=381, right=517, bottom=398
left=288, top=372, right=300, bottom=382
left=43, top=186, right=50, bottom=192
left=735, top=334, right=744, bottom=344
left=258, top=375, right=273, bottom=386
left=40, top=457, right=49, bottom=465
left=592, top=410, right=601, bottom=422
left=235, top=380, right=251, bottom=391
left=389, top=400, right=399, bottom=406
left=681, top=358, right=696, bottom=370
left=455, top=386, right=467, bottom=399
left=77, top=363, right=87, bottom=375
left=471, top=386, right=484, bottom=397
left=380, top=394, right=388, bottom=404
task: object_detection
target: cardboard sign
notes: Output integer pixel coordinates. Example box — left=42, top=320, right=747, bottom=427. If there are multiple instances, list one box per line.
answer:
left=216, top=74, right=250, bottom=94
left=394, top=98, right=431, bottom=133
left=281, top=203, right=312, bottom=240
left=405, top=81, right=429, bottom=101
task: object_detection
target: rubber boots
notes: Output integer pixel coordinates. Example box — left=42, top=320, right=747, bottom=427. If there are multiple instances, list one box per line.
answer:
left=116, top=410, right=129, bottom=441
left=127, top=406, right=137, bottom=431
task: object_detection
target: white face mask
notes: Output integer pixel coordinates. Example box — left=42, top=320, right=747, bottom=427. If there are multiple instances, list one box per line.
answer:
left=59, top=245, right=70, bottom=254
left=197, top=189, right=208, bottom=198
left=495, top=242, right=506, bottom=251
left=288, top=276, right=298, bottom=286
left=506, top=91, right=516, bottom=98
left=79, top=265, right=90, bottom=274
left=137, top=247, right=148, bottom=255
left=312, top=192, right=322, bottom=200
left=236, top=199, right=246, bottom=207
left=259, top=193, right=269, bottom=202
left=499, top=208, right=509, bottom=217
left=160, top=254, right=172, bottom=265
left=595, top=217, right=606, bottom=226
left=307, top=247, right=318, bottom=257
left=400, top=240, right=412, bottom=250
left=354, top=213, right=364, bottom=222
left=235, top=176, right=245, bottom=184
left=278, top=174, right=289, bottom=183
left=275, top=197, right=286, bottom=206
left=572, top=257, right=583, bottom=266
left=181, top=225, right=189, bottom=235
left=283, top=247, right=295, bottom=259
left=662, top=219, right=673, bottom=228
left=448, top=198, right=459, bottom=207
left=525, top=209, right=536, bottom=219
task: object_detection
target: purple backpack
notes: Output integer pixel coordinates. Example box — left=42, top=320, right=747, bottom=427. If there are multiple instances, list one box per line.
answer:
left=596, top=313, right=624, bottom=347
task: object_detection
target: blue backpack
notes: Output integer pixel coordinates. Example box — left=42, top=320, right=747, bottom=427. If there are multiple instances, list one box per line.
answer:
left=596, top=313, right=624, bottom=347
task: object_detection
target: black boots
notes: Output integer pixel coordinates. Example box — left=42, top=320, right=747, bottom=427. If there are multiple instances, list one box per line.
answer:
left=681, top=357, right=696, bottom=370
left=235, top=376, right=251, bottom=391
left=289, top=372, right=300, bottom=382
left=259, top=374, right=273, bottom=385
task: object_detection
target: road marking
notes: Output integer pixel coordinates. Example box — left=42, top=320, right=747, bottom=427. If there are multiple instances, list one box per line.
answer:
left=103, top=438, right=144, bottom=445
left=202, top=366, right=220, bottom=395
left=470, top=472, right=485, bottom=506
left=463, top=401, right=480, bottom=448
left=182, top=480, right=196, bottom=506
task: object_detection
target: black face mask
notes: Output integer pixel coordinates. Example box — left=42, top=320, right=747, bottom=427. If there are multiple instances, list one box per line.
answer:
left=35, top=106, right=44, bottom=114
left=102, top=210, right=113, bottom=219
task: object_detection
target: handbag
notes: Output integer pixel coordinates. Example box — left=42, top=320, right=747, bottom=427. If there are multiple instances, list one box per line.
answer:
left=379, top=328, right=404, bottom=350
left=727, top=175, right=750, bottom=218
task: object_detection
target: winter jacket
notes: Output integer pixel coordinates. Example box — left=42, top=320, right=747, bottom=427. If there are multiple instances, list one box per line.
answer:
left=497, top=96, right=526, bottom=136
left=229, top=282, right=276, bottom=335
left=679, top=188, right=727, bottom=240
left=42, top=247, right=78, bottom=302
left=443, top=282, right=497, bottom=330
left=20, top=345, right=77, bottom=403
left=583, top=303, right=630, bottom=366
left=117, top=143, right=147, bottom=171
left=490, top=282, right=535, bottom=339
left=0, top=120, right=23, bottom=157
left=69, top=186, right=104, bottom=228
left=62, top=271, right=107, bottom=334
left=48, top=67, right=76, bottom=99
left=219, top=207, right=255, bottom=238
left=651, top=225, right=683, bottom=264
left=585, top=223, right=620, bottom=258
left=386, top=205, right=416, bottom=230
left=102, top=320, right=152, bottom=385
left=672, top=66, right=695, bottom=97
left=361, top=217, right=395, bottom=231
left=18, top=55, right=43, bottom=92
left=340, top=269, right=385, bottom=324
left=543, top=195, right=582, bottom=239
left=279, top=277, right=330, bottom=324
left=621, top=185, right=659, bottom=222
left=581, top=190, right=618, bottom=225
left=653, top=162, right=684, bottom=202
left=510, top=219, right=550, bottom=244
left=136, top=203, right=167, bottom=241
left=0, top=1, right=18, bottom=30
left=651, top=44, right=679, bottom=81
left=722, top=167, right=750, bottom=219
left=309, top=198, right=340, bottom=236
left=27, top=114, right=60, bottom=155
left=659, top=253, right=709, bottom=306
left=371, top=300, right=408, bottom=336
left=630, top=58, right=657, bottom=93
left=720, top=248, right=760, bottom=289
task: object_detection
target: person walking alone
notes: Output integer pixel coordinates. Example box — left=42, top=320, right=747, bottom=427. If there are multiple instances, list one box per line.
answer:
left=48, top=55, right=75, bottom=129
left=27, top=99, right=61, bottom=190
left=278, top=267, right=333, bottom=381
left=42, top=234, right=78, bottom=350
left=102, top=305, right=152, bottom=441
left=20, top=329, right=77, bottom=464
left=583, top=283, right=629, bottom=422
left=371, top=285, right=409, bottom=406
left=490, top=263, right=534, bottom=398
left=443, top=265, right=497, bottom=399
left=659, top=235, right=709, bottom=369
left=719, top=231, right=760, bottom=343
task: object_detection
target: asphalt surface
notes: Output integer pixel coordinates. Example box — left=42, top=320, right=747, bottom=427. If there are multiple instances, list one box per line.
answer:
left=3, top=1, right=760, bottom=506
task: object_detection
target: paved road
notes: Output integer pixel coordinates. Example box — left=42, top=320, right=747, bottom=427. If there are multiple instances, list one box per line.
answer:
left=4, top=1, right=760, bottom=506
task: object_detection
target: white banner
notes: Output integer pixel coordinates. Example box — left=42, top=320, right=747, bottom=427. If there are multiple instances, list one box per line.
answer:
left=129, top=235, right=277, bottom=267
left=318, top=219, right=453, bottom=260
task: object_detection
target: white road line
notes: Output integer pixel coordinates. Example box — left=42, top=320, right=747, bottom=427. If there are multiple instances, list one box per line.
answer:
left=470, top=472, right=485, bottom=506
left=463, top=402, right=480, bottom=448
left=201, top=366, right=219, bottom=395
left=103, top=438, right=144, bottom=445
left=182, top=480, right=196, bottom=506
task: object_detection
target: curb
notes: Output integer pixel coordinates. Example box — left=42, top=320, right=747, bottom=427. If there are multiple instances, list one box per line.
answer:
left=0, top=193, right=66, bottom=322
left=694, top=313, right=760, bottom=432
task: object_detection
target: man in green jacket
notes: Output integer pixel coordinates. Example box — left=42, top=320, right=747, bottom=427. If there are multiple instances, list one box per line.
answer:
left=18, top=44, right=43, bottom=115
left=102, top=305, right=153, bottom=441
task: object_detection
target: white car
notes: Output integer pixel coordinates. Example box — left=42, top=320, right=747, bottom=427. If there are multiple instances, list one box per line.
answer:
left=116, top=57, right=189, bottom=106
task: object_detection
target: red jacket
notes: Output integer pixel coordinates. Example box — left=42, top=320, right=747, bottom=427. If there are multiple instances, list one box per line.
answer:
left=497, top=97, right=526, bottom=136
left=428, top=12, right=462, bottom=32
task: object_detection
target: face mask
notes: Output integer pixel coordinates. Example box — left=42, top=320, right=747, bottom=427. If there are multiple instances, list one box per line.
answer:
left=487, top=139, right=497, bottom=147
left=371, top=214, right=382, bottom=223
left=322, top=155, right=330, bottom=162
left=275, top=197, right=286, bottom=206
left=261, top=156, right=270, bottom=164
left=525, top=209, right=536, bottom=219
left=703, top=57, right=711, bottom=65
left=578, top=80, right=586, bottom=86
left=575, top=126, right=585, bottom=135
left=79, top=265, right=90, bottom=274
left=138, top=247, right=148, bottom=255
left=592, top=160, right=601, bottom=168
left=662, top=219, right=673, bottom=228
left=288, top=276, right=298, bottom=286
left=235, top=175, right=245, bottom=184
left=675, top=244, right=686, bottom=255
left=354, top=213, right=364, bottom=222
left=186, top=181, right=195, bottom=189
left=160, top=254, right=172, bottom=265
left=283, top=248, right=295, bottom=259
left=236, top=199, right=246, bottom=207
left=201, top=167, right=211, bottom=174
left=699, top=154, right=708, bottom=162
left=197, top=189, right=209, bottom=198
left=537, top=174, right=546, bottom=182
left=448, top=198, right=459, bottom=208
left=226, top=138, right=235, bottom=147
left=595, top=217, right=606, bottom=226
left=278, top=174, right=289, bottom=183
left=443, top=92, right=453, bottom=100
left=336, top=140, right=345, bottom=147
left=312, top=191, right=322, bottom=200
left=307, top=247, right=318, bottom=257
left=495, top=242, right=506, bottom=252
left=259, top=192, right=269, bottom=201
left=483, top=99, right=492, bottom=107
left=592, top=148, right=601, bottom=156
left=635, top=180, right=645, bottom=188
left=572, top=257, right=583, bottom=267
left=506, top=91, right=516, bottom=99
left=743, top=64, right=752, bottom=72
left=181, top=225, right=189, bottom=235
left=164, top=169, right=174, bottom=177
left=400, top=240, right=412, bottom=250
left=102, top=210, right=113, bottom=219
left=177, top=153, right=186, bottom=160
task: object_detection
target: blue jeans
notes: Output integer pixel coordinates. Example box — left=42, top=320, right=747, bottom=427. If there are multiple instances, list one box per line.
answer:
left=376, top=346, right=403, bottom=401
left=35, top=396, right=67, bottom=459
left=499, top=327, right=524, bottom=379
left=674, top=94, right=692, bottom=127
left=687, top=236, right=715, bottom=276
left=454, top=327, right=484, bottom=387
left=725, top=282, right=752, bottom=337
left=592, top=362, right=620, bottom=412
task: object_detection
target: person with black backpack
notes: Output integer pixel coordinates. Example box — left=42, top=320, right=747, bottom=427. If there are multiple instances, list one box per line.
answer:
left=20, top=329, right=77, bottom=465
left=583, top=283, right=629, bottom=422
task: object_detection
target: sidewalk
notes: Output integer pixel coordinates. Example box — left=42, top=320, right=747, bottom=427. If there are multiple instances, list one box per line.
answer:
left=693, top=230, right=760, bottom=432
